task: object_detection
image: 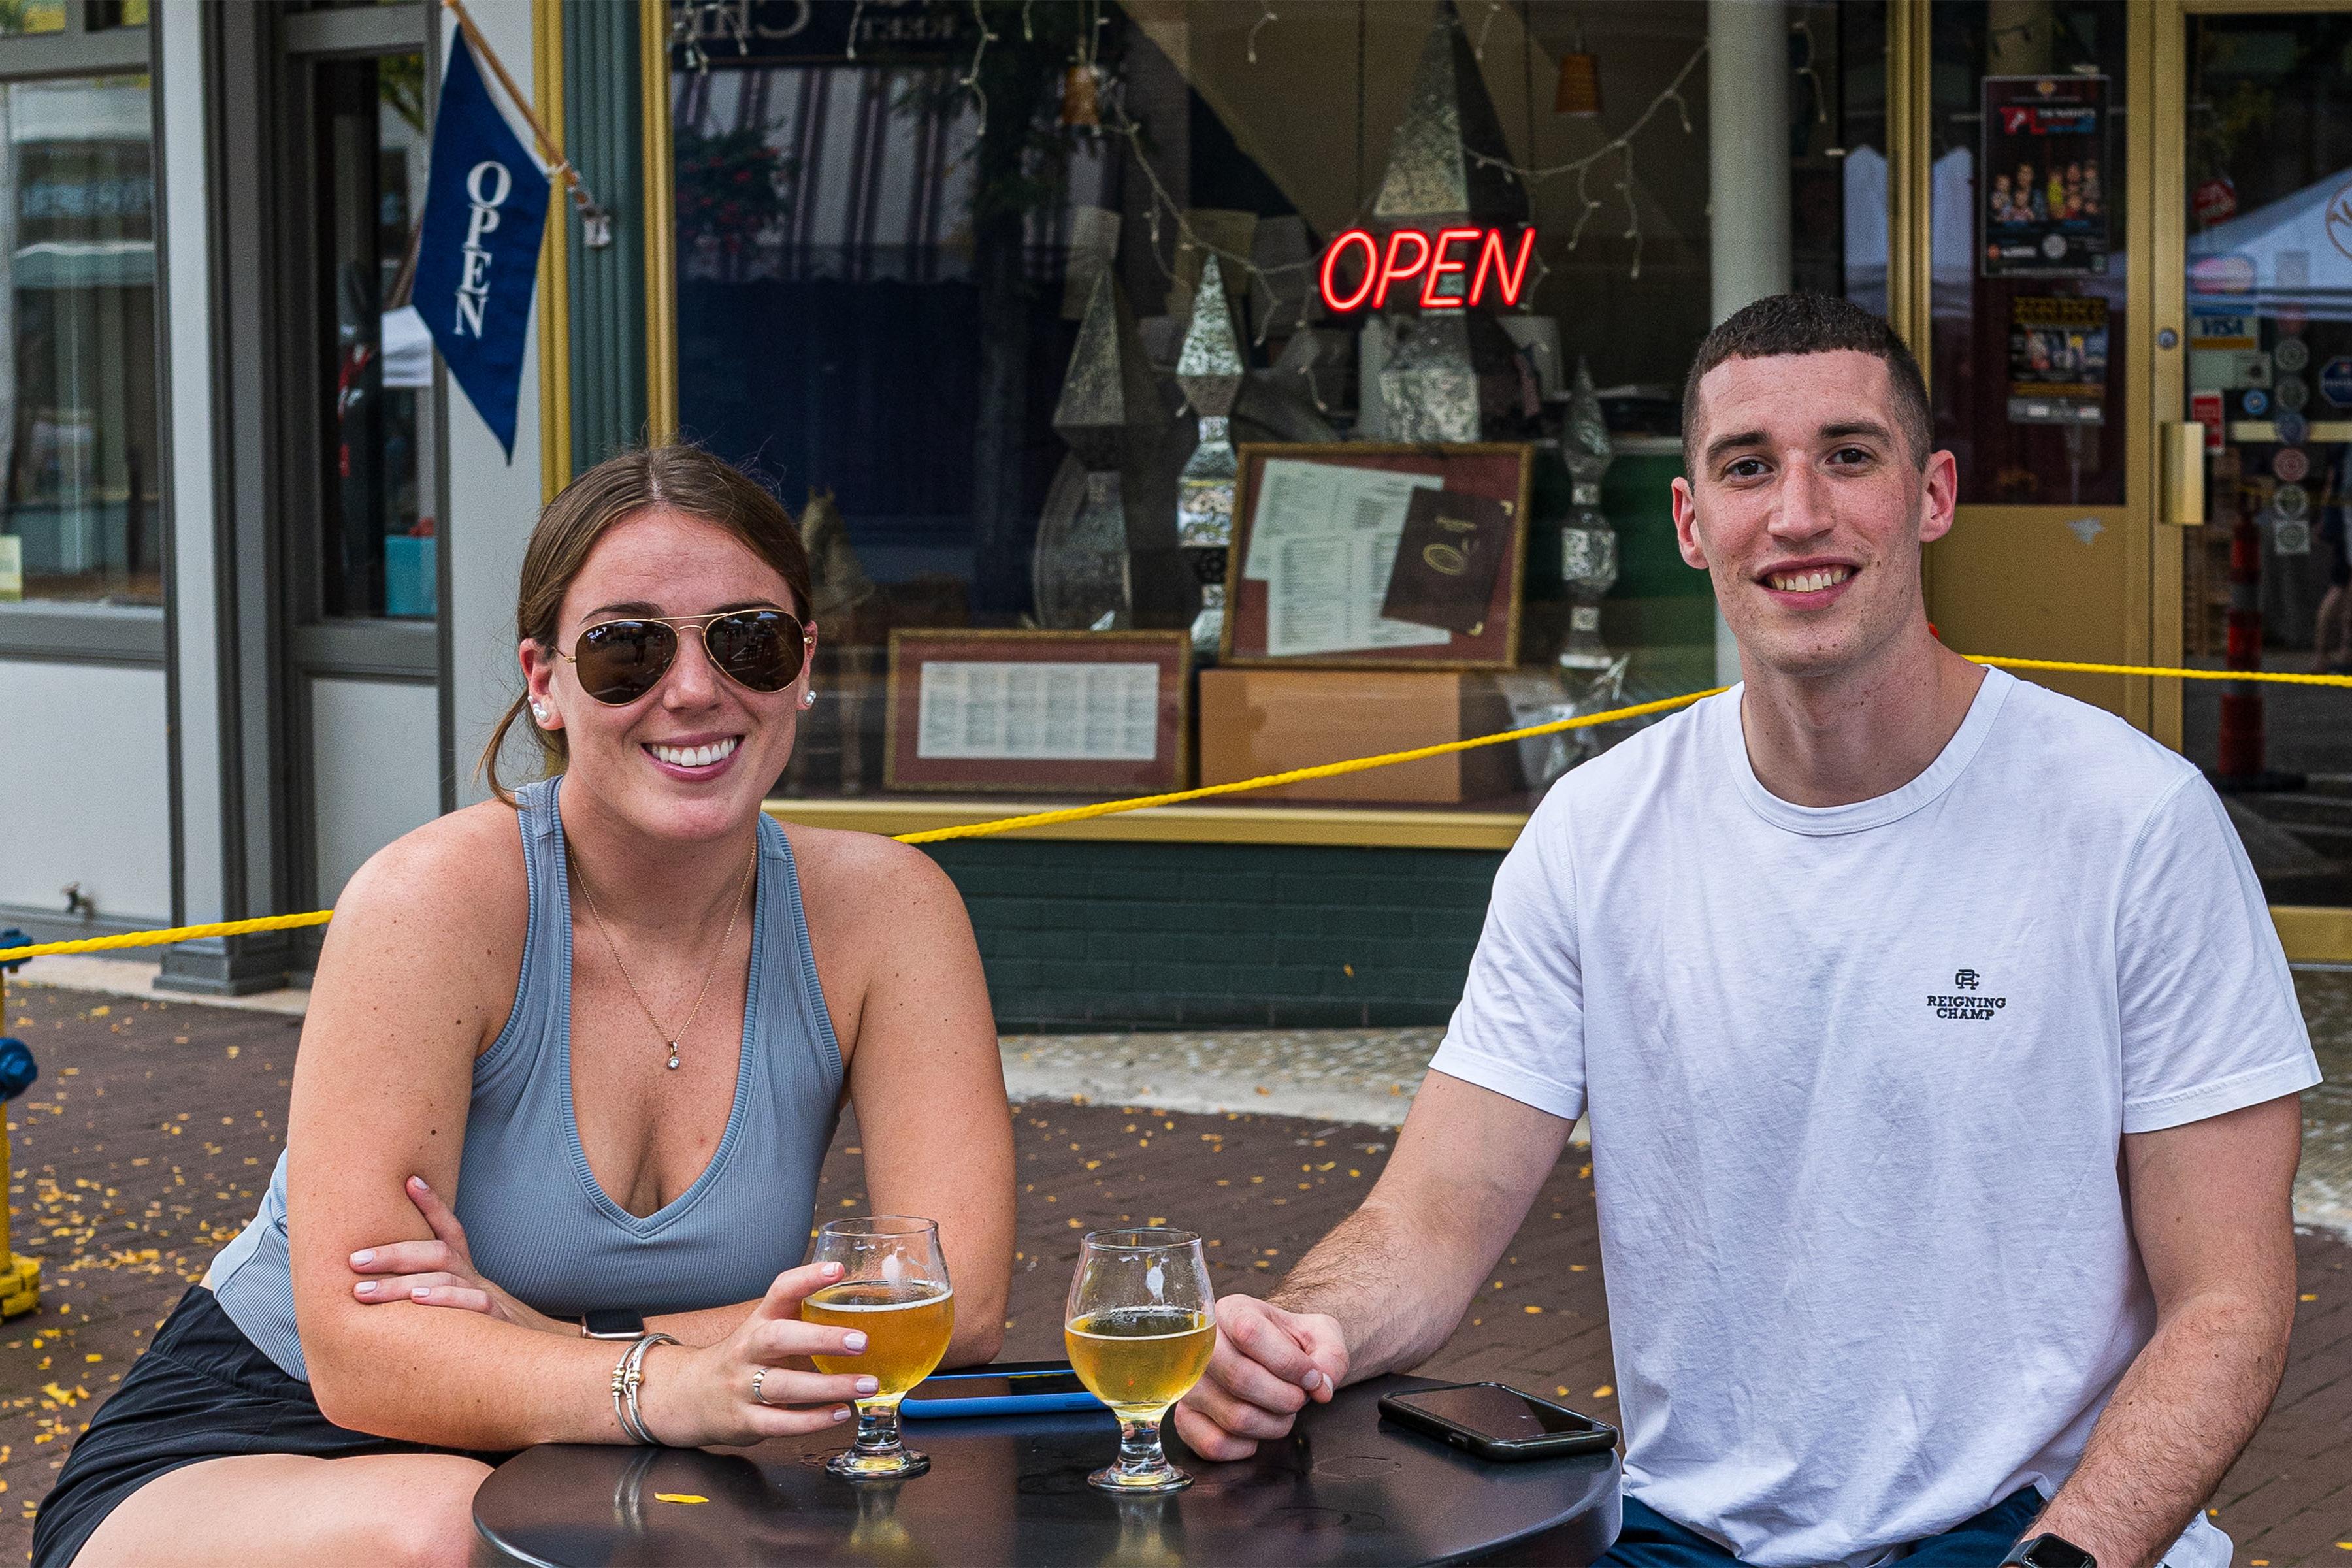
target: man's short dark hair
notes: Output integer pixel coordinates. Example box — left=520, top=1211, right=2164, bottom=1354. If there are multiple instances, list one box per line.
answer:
left=1679, top=294, right=1932, bottom=473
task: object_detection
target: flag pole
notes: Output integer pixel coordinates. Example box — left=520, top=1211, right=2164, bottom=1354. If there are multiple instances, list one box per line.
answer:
left=442, top=0, right=613, bottom=248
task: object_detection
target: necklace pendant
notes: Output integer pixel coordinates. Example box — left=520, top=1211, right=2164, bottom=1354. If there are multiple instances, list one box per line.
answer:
left=666, top=1043, right=681, bottom=1070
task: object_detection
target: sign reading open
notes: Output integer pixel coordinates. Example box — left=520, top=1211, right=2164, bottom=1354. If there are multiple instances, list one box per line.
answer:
left=1317, top=227, right=1539, bottom=313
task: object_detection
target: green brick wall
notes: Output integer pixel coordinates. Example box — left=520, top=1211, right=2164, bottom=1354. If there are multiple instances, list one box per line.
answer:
left=918, top=840, right=1505, bottom=1032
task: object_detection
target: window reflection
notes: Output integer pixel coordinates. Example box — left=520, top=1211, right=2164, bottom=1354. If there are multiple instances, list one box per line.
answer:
left=669, top=2, right=1889, bottom=803
left=0, top=3, right=65, bottom=39
left=316, top=52, right=438, bottom=621
left=0, top=74, right=159, bottom=606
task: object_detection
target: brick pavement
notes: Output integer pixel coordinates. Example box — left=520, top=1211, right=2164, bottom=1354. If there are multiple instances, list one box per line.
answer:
left=2, top=985, right=2347, bottom=1563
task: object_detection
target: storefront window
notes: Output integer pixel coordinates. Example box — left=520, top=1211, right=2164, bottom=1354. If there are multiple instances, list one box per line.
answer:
left=2177, top=10, right=2352, bottom=904
left=314, top=51, right=438, bottom=621
left=0, top=3, right=65, bottom=39
left=1928, top=1, right=2127, bottom=508
left=669, top=0, right=1886, bottom=808
left=0, top=74, right=159, bottom=606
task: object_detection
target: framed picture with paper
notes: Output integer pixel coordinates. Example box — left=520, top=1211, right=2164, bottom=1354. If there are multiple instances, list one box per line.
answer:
left=1219, top=444, right=1532, bottom=670
left=883, top=629, right=1192, bottom=794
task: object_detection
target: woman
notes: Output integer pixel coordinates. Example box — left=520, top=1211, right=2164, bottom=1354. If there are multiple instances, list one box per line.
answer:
left=34, top=446, right=1015, bottom=1567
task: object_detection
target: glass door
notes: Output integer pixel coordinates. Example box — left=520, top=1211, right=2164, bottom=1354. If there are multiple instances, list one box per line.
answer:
left=2159, top=1, right=2352, bottom=909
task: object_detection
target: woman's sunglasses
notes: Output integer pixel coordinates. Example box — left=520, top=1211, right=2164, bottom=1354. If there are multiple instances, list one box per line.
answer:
left=555, top=610, right=815, bottom=706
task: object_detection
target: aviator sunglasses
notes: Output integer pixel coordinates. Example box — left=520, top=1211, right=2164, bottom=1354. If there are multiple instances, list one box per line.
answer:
left=555, top=609, right=815, bottom=705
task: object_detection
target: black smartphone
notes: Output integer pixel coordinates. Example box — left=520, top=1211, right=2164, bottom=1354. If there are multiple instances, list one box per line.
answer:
left=1377, top=1382, right=1618, bottom=1461
left=902, top=1360, right=1102, bottom=1419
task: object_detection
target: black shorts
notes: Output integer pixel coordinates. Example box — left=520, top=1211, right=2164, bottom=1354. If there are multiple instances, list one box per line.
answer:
left=31, top=1286, right=510, bottom=1568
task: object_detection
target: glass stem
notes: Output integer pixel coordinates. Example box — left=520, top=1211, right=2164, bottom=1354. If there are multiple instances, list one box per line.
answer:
left=1116, top=1413, right=1168, bottom=1478
left=855, top=1397, right=904, bottom=1456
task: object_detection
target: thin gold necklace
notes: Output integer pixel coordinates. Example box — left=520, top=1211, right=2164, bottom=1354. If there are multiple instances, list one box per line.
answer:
left=574, top=837, right=757, bottom=1071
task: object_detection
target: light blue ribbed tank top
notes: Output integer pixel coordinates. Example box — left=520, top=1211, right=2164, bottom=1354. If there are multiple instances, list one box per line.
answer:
left=209, top=776, right=845, bottom=1380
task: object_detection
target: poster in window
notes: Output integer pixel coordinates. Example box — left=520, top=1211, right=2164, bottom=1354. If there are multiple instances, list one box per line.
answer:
left=2007, top=296, right=2108, bottom=426
left=1982, top=76, right=2110, bottom=278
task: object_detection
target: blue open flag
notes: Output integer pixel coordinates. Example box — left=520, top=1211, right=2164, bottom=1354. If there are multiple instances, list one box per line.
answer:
left=414, top=37, right=549, bottom=459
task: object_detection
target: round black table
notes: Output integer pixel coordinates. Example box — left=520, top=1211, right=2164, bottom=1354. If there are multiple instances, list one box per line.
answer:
left=472, top=1374, right=1620, bottom=1567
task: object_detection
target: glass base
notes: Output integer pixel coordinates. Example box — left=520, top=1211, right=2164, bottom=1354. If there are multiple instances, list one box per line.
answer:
left=827, top=1446, right=930, bottom=1480
left=1086, top=1460, right=1190, bottom=1494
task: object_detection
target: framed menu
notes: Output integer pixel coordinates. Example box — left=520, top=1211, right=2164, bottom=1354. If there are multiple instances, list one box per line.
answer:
left=883, top=629, right=1192, bottom=794
left=1220, top=443, right=1531, bottom=670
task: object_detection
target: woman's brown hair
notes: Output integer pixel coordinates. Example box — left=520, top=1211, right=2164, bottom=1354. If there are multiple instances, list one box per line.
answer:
left=478, top=443, right=814, bottom=805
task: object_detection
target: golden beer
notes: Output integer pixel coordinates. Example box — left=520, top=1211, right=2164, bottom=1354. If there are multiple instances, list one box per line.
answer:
left=1064, top=1306, right=1217, bottom=1416
left=804, top=1282, right=956, bottom=1400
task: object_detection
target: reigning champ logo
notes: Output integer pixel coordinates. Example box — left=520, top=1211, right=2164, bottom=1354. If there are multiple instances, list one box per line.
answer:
left=1929, top=969, right=2006, bottom=1021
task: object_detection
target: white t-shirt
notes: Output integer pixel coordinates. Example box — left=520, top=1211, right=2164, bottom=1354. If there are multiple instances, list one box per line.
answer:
left=1429, top=668, right=2319, bottom=1568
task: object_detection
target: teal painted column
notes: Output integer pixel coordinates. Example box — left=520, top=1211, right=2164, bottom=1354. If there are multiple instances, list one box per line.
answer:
left=563, top=0, right=649, bottom=473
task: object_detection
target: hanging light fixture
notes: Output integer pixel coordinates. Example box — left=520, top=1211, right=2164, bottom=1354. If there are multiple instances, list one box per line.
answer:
left=1061, top=61, right=1101, bottom=127
left=1061, top=0, right=1105, bottom=129
left=1554, top=22, right=1601, bottom=118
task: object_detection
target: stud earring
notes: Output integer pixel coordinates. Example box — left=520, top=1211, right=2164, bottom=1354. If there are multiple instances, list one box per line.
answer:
left=798, top=687, right=817, bottom=710
left=531, top=701, right=549, bottom=723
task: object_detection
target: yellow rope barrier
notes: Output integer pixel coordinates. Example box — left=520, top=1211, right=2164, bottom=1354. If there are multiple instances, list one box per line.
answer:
left=890, top=687, right=1722, bottom=844
left=0, top=655, right=2338, bottom=964
left=1972, top=656, right=2352, bottom=688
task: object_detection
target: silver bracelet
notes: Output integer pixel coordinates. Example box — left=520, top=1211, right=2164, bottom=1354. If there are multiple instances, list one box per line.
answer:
left=610, top=1333, right=679, bottom=1445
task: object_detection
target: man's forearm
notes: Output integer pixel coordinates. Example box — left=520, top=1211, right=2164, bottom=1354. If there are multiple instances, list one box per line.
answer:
left=1267, top=1195, right=1484, bottom=1381
left=2032, top=1287, right=2289, bottom=1568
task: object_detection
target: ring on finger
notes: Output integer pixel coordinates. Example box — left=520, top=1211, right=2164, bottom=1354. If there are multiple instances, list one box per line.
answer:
left=752, top=1368, right=775, bottom=1406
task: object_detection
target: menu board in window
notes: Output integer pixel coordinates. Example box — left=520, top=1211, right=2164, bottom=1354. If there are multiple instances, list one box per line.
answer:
left=884, top=630, right=1191, bottom=794
left=1221, top=444, right=1531, bottom=670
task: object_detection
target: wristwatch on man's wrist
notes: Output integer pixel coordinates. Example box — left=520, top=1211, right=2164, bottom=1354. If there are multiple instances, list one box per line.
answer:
left=582, top=1307, right=648, bottom=1340
left=2001, top=1534, right=2096, bottom=1568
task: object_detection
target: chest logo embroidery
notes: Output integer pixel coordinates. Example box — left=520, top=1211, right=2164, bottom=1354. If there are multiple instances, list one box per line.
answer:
left=1929, top=969, right=2006, bottom=1021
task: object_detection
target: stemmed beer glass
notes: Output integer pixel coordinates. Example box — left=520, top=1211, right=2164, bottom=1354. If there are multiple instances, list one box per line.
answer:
left=804, top=1215, right=955, bottom=1480
left=1064, top=1228, right=1218, bottom=1493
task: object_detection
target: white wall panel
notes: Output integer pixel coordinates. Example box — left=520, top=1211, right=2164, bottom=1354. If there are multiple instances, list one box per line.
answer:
left=310, top=678, right=441, bottom=904
left=446, top=0, right=544, bottom=806
left=0, top=662, right=171, bottom=921
left=157, top=0, right=223, bottom=922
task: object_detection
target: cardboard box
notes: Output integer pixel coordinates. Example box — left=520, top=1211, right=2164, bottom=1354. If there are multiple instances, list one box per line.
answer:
left=1197, top=667, right=1522, bottom=805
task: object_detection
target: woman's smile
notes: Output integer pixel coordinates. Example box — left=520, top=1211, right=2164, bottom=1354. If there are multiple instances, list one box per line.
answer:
left=643, top=732, right=744, bottom=779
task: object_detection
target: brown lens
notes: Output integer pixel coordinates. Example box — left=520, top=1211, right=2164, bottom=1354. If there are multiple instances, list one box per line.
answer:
left=704, top=610, right=805, bottom=693
left=574, top=619, right=678, bottom=704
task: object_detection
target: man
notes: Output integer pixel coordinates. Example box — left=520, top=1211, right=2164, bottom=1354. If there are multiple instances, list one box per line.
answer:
left=1175, top=295, right=2318, bottom=1568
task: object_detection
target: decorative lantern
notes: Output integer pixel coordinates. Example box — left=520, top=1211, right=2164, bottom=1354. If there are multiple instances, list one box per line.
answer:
left=1036, top=270, right=1162, bottom=630
left=1174, top=257, right=1245, bottom=658
left=1554, top=357, right=1618, bottom=671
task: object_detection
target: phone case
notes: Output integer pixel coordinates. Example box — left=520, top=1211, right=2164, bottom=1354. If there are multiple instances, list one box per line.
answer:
left=1377, top=1383, right=1618, bottom=1461
left=901, top=1364, right=1106, bottom=1420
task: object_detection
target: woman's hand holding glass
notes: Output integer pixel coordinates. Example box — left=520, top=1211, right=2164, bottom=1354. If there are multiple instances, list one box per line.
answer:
left=630, top=1260, right=881, bottom=1448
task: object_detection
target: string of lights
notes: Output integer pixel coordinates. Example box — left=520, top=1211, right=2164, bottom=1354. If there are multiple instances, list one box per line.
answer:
left=929, top=5, right=1714, bottom=299
left=1463, top=37, right=1708, bottom=282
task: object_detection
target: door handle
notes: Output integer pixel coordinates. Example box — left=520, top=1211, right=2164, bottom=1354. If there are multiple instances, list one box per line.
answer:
left=2159, top=422, right=2206, bottom=527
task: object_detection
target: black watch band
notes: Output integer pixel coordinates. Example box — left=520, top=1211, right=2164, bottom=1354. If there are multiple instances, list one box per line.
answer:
left=2002, top=1534, right=2096, bottom=1568
left=582, top=1307, right=649, bottom=1340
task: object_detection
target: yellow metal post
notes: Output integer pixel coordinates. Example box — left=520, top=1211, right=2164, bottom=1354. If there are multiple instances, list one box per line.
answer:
left=1, top=970, right=39, bottom=1318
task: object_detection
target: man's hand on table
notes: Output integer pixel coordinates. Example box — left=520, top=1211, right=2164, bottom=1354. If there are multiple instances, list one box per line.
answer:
left=1173, top=1294, right=1349, bottom=1460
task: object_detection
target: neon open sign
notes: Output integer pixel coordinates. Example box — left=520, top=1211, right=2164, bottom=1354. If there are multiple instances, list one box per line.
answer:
left=1316, top=227, right=1539, bottom=312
